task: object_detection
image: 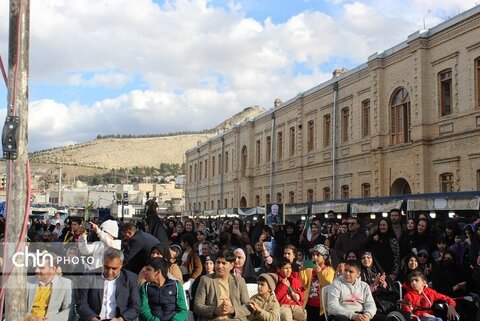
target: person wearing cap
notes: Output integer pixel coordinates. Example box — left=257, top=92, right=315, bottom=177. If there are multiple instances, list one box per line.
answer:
left=190, top=254, right=217, bottom=320
left=78, top=219, right=122, bottom=270
left=194, top=249, right=250, bottom=321
left=300, top=244, right=335, bottom=321
left=248, top=273, right=280, bottom=321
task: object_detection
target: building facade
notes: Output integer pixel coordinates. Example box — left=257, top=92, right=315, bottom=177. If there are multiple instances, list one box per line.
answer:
left=185, top=6, right=480, bottom=212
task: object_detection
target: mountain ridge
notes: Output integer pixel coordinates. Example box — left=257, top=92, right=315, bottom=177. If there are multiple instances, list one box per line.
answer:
left=29, top=106, right=265, bottom=171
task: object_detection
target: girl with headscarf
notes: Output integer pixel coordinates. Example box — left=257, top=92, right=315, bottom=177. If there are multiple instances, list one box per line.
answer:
left=300, top=244, right=335, bottom=321
left=398, top=253, right=421, bottom=283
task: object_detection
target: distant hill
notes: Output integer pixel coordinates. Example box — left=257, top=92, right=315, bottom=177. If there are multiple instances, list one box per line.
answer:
left=29, top=106, right=265, bottom=171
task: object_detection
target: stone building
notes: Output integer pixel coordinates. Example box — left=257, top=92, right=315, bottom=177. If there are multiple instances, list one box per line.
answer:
left=185, top=6, right=480, bottom=212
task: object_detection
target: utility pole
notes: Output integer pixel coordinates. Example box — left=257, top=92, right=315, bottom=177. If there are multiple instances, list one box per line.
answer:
left=3, top=0, right=30, bottom=320
left=58, top=165, right=62, bottom=206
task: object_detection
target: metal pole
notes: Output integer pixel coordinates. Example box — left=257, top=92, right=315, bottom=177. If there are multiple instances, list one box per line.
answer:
left=269, top=112, right=276, bottom=200
left=4, top=0, right=30, bottom=319
left=220, top=138, right=224, bottom=208
left=332, top=82, right=338, bottom=200
left=58, top=165, right=62, bottom=206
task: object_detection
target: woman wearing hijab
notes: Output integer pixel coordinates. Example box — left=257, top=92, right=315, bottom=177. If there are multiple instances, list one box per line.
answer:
left=367, top=218, right=400, bottom=280
left=233, top=248, right=258, bottom=283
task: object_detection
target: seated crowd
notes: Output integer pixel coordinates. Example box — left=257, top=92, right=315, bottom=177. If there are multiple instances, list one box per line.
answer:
left=13, top=208, right=480, bottom=321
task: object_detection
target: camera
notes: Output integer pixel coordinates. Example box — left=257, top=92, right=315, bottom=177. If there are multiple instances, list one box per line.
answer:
left=84, top=222, right=92, bottom=230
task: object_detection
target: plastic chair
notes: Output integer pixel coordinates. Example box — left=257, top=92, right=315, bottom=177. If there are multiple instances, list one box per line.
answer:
left=321, top=284, right=332, bottom=321
left=246, top=283, right=258, bottom=298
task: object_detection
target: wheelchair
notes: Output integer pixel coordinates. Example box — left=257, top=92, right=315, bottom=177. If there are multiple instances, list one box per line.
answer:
left=387, top=299, right=460, bottom=321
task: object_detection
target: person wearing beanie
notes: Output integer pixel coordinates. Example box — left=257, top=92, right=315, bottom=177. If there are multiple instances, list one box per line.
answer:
left=248, top=273, right=280, bottom=321
left=78, top=219, right=122, bottom=270
left=300, top=244, right=335, bottom=321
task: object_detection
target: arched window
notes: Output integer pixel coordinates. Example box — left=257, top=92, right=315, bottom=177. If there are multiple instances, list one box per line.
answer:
left=277, top=131, right=283, bottom=160
left=390, top=87, right=411, bottom=145
left=255, top=195, right=260, bottom=206
left=266, top=136, right=271, bottom=162
left=307, top=189, right=314, bottom=202
left=211, top=156, right=215, bottom=177
left=289, top=191, right=295, bottom=204
left=323, top=187, right=331, bottom=201
left=225, top=151, right=229, bottom=173
left=276, top=192, right=283, bottom=203
left=341, top=185, right=350, bottom=199
left=241, top=145, right=248, bottom=177
left=256, top=140, right=261, bottom=165
left=265, top=194, right=271, bottom=204
left=476, top=57, right=480, bottom=108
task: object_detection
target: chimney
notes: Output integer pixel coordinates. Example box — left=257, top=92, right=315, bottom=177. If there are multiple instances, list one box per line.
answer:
left=332, top=67, right=348, bottom=78
left=274, top=98, right=283, bottom=107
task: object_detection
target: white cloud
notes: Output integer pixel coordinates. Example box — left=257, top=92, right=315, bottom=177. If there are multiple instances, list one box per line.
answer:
left=67, top=72, right=129, bottom=88
left=0, top=0, right=478, bottom=151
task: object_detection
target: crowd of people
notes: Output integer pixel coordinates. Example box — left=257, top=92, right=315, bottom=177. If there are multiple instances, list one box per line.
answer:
left=10, top=208, right=480, bottom=321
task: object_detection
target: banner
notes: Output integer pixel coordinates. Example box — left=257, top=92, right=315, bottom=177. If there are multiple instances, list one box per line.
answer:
left=351, top=199, right=403, bottom=214
left=285, top=205, right=308, bottom=215
left=312, top=202, right=348, bottom=213
left=407, top=197, right=479, bottom=211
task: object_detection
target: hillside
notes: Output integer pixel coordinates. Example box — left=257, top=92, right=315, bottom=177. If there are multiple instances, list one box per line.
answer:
left=29, top=106, right=265, bottom=171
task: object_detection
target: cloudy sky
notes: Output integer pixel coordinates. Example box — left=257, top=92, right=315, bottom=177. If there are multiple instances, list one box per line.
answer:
left=0, top=0, right=478, bottom=151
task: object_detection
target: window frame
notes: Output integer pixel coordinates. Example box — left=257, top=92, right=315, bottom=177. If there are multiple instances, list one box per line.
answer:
left=361, top=100, right=370, bottom=138
left=323, top=114, right=331, bottom=147
left=439, top=69, right=452, bottom=116
left=440, top=173, right=454, bottom=192
left=341, top=107, right=349, bottom=143
left=307, top=120, right=314, bottom=152
left=390, top=87, right=411, bottom=145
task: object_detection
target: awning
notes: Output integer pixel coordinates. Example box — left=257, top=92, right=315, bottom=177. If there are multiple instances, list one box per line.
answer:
left=218, top=208, right=238, bottom=215
left=407, top=197, right=480, bottom=211
left=285, top=205, right=308, bottom=215
left=312, top=202, right=348, bottom=213
left=237, top=207, right=266, bottom=216
left=351, top=199, right=404, bottom=214
left=203, top=209, right=217, bottom=216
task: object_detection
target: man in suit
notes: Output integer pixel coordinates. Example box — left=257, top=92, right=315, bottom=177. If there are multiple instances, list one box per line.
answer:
left=121, top=222, right=160, bottom=274
left=76, top=248, right=140, bottom=321
left=26, top=252, right=73, bottom=321
left=194, top=249, right=250, bottom=321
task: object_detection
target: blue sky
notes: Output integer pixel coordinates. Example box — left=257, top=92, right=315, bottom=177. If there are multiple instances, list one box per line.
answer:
left=0, top=0, right=477, bottom=151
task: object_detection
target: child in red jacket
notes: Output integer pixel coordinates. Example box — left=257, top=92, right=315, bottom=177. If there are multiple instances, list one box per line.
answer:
left=403, top=270, right=458, bottom=321
left=275, top=258, right=306, bottom=321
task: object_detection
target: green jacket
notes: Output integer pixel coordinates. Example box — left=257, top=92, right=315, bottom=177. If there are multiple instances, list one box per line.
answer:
left=139, top=280, right=188, bottom=321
